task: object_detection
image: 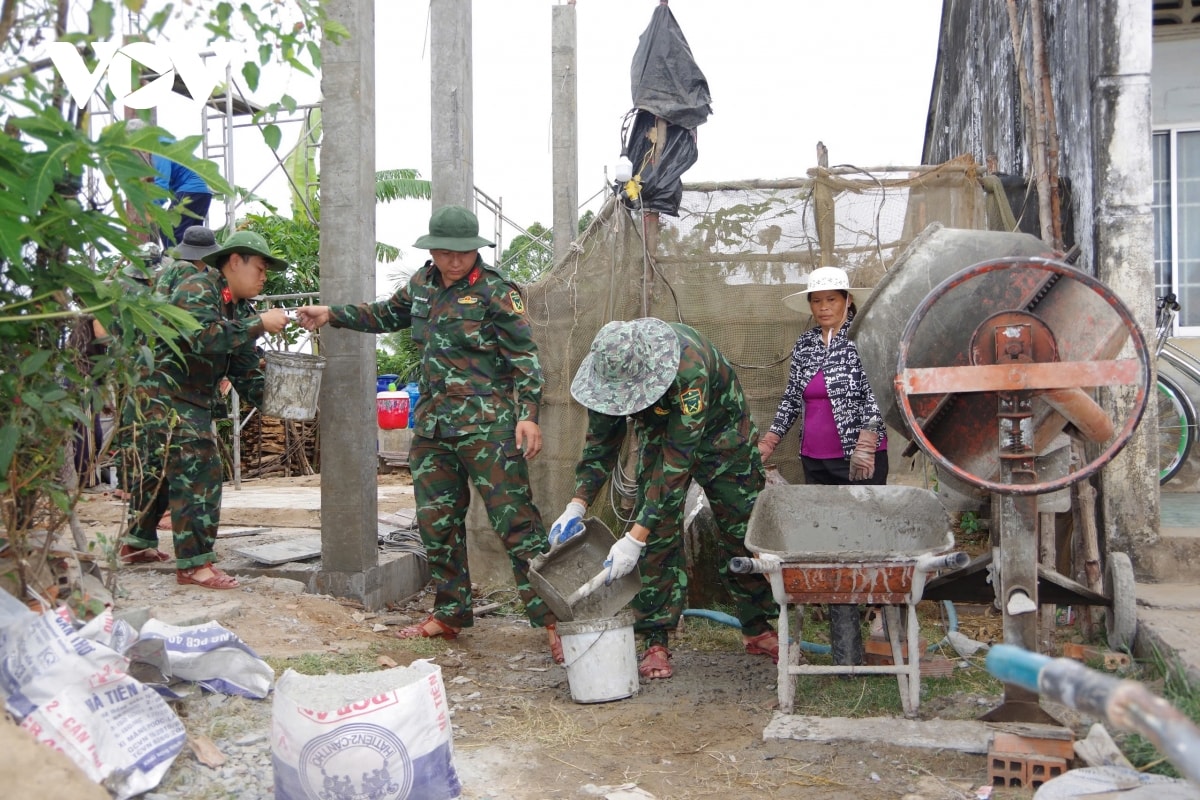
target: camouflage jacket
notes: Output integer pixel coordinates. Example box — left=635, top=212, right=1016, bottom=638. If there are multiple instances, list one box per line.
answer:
left=143, top=265, right=266, bottom=431
left=155, top=257, right=202, bottom=297
left=328, top=257, right=542, bottom=439
left=573, top=323, right=758, bottom=532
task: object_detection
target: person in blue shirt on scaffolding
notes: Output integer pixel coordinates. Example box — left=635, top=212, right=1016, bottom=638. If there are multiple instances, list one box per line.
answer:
left=148, top=126, right=214, bottom=249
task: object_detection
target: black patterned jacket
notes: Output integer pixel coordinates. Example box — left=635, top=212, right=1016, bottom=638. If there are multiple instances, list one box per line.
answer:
left=767, top=312, right=885, bottom=459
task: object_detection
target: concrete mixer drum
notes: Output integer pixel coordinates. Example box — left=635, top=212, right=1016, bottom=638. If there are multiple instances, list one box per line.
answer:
left=893, top=257, right=1151, bottom=496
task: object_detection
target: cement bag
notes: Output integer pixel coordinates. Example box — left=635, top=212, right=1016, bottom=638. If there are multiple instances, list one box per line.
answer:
left=272, top=660, right=461, bottom=800
left=139, top=618, right=275, bottom=698
left=0, top=595, right=186, bottom=799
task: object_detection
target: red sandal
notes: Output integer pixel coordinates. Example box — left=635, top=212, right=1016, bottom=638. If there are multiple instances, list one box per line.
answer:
left=176, top=566, right=239, bottom=590
left=119, top=545, right=171, bottom=564
left=744, top=630, right=780, bottom=664
left=394, top=615, right=460, bottom=640
left=638, top=645, right=673, bottom=679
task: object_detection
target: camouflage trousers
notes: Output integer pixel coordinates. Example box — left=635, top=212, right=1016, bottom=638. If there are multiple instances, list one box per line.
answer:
left=633, top=443, right=778, bottom=648
left=123, top=408, right=223, bottom=569
left=410, top=431, right=551, bottom=629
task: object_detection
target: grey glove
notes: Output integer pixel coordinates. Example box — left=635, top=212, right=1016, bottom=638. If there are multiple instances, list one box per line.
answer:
left=848, top=430, right=879, bottom=482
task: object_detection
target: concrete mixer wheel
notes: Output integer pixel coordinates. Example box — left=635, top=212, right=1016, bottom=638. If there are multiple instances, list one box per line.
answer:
left=1104, top=551, right=1137, bottom=652
left=894, top=257, right=1151, bottom=497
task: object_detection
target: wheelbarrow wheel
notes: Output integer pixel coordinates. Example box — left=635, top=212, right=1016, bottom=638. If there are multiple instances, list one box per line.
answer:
left=1104, top=551, right=1137, bottom=652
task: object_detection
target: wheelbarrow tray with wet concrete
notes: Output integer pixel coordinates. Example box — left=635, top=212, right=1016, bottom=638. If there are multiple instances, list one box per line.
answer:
left=743, top=484, right=959, bottom=717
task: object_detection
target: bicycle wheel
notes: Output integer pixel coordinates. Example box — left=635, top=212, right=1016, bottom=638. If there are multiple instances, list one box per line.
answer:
left=1157, top=374, right=1195, bottom=484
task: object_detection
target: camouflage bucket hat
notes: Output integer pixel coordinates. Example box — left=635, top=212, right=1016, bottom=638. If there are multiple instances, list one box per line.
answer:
left=202, top=230, right=288, bottom=270
left=413, top=205, right=495, bottom=251
left=571, top=318, right=681, bottom=416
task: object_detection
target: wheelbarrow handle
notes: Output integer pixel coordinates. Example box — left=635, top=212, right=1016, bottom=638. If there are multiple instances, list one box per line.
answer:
left=729, top=556, right=781, bottom=575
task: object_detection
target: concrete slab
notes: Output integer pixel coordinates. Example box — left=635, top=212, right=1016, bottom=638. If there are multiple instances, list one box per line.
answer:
left=234, top=536, right=323, bottom=566
left=763, top=713, right=995, bottom=753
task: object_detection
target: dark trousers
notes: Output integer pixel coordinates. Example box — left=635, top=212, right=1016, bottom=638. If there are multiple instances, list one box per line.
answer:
left=163, top=192, right=213, bottom=246
left=801, top=451, right=890, bottom=665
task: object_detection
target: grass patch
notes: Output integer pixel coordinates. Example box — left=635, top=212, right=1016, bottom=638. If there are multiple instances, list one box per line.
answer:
left=1121, top=646, right=1200, bottom=777
left=265, top=645, right=388, bottom=676
left=677, top=603, right=1005, bottom=717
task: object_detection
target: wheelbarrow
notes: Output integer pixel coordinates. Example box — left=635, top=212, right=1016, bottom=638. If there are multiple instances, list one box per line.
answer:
left=731, top=484, right=967, bottom=717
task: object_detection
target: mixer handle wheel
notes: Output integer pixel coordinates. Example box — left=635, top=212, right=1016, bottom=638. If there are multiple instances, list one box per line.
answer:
left=895, top=257, right=1151, bottom=496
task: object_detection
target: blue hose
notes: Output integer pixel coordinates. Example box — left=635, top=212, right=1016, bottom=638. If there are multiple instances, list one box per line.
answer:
left=682, top=608, right=831, bottom=654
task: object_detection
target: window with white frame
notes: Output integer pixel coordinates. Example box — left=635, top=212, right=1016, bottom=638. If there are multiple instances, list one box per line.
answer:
left=1154, top=127, right=1200, bottom=334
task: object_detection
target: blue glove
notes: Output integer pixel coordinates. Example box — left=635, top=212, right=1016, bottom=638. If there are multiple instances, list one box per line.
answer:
left=548, top=501, right=586, bottom=547
left=604, top=533, right=646, bottom=584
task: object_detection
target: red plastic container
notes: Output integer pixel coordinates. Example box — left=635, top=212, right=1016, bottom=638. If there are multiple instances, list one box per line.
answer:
left=377, top=390, right=409, bottom=430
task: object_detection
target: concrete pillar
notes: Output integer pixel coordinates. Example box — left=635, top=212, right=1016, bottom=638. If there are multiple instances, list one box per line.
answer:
left=430, top=0, right=474, bottom=209
left=1091, top=0, right=1158, bottom=569
left=551, top=3, right=579, bottom=262
left=315, top=0, right=420, bottom=609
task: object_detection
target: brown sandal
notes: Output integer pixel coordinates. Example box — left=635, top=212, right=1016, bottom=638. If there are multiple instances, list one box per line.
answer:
left=547, top=623, right=564, bottom=664
left=744, top=630, right=780, bottom=664
left=638, top=645, right=673, bottom=679
left=176, top=566, right=239, bottom=590
left=119, top=545, right=171, bottom=564
left=395, top=615, right=460, bottom=640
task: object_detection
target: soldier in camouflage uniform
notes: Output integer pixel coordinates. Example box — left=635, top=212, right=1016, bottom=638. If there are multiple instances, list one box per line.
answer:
left=121, top=230, right=290, bottom=590
left=551, top=318, right=779, bottom=679
left=296, top=205, right=561, bottom=662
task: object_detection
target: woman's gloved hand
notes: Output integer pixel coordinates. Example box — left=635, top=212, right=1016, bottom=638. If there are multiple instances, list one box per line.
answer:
left=604, top=533, right=646, bottom=584
left=758, top=431, right=782, bottom=461
left=848, top=430, right=879, bottom=482
left=548, top=500, right=586, bottom=547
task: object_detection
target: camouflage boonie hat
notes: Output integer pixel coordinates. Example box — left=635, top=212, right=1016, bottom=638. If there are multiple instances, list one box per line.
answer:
left=571, top=318, right=680, bottom=416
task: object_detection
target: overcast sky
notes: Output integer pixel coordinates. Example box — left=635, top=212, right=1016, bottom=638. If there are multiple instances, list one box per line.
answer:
left=66, top=0, right=945, bottom=297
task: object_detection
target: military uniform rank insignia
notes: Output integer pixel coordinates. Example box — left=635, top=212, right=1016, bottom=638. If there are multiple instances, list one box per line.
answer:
left=509, top=290, right=525, bottom=314
left=458, top=296, right=480, bottom=305
left=680, top=388, right=703, bottom=415
left=653, top=404, right=670, bottom=416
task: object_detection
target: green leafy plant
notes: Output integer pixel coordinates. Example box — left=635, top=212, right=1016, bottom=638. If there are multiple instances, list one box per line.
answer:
left=0, top=0, right=335, bottom=600
left=958, top=511, right=983, bottom=535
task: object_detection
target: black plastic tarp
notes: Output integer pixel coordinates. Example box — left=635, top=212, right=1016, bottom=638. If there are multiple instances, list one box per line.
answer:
left=630, top=4, right=711, bottom=129
left=620, top=4, right=710, bottom=216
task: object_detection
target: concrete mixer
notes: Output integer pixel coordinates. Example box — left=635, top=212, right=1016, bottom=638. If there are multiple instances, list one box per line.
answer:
left=850, top=223, right=1150, bottom=723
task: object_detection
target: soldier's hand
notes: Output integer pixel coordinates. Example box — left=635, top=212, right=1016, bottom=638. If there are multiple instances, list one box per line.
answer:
left=296, top=306, right=331, bottom=330
left=259, top=308, right=290, bottom=334
left=515, top=420, right=542, bottom=459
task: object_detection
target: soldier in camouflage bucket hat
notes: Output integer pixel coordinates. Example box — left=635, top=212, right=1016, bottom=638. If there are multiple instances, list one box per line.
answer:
left=551, top=320, right=781, bottom=680
left=570, top=318, right=681, bottom=415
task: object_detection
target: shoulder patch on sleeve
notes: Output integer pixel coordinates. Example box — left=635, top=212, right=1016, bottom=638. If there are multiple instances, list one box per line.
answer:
left=508, top=289, right=525, bottom=314
left=679, top=387, right=703, bottom=415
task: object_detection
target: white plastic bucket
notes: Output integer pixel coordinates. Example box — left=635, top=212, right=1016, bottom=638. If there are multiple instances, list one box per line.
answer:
left=558, top=612, right=639, bottom=703
left=262, top=351, right=326, bottom=421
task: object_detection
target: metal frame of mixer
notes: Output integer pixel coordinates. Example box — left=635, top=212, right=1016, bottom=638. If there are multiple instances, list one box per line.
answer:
left=891, top=257, right=1149, bottom=723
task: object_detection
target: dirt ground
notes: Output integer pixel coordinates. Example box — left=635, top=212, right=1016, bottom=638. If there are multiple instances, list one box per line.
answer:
left=0, top=474, right=1054, bottom=800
